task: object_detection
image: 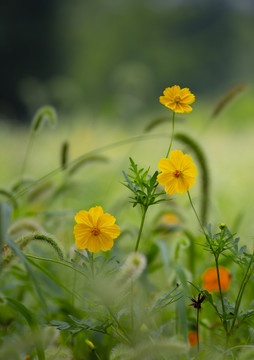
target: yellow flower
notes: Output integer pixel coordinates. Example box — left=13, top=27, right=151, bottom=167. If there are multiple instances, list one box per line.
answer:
left=159, top=85, right=195, bottom=113
left=73, top=206, right=120, bottom=253
left=157, top=150, right=197, bottom=195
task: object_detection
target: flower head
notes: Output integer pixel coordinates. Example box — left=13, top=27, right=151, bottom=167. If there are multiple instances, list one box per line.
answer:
left=73, top=206, right=120, bottom=253
left=157, top=150, right=197, bottom=195
left=202, top=266, right=231, bottom=292
left=160, top=85, right=195, bottom=113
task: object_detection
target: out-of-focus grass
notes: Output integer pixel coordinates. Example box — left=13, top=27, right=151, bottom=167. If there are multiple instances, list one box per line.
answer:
left=0, top=89, right=254, bottom=245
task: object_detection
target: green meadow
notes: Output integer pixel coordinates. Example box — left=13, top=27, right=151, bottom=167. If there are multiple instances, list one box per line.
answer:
left=1, top=84, right=254, bottom=359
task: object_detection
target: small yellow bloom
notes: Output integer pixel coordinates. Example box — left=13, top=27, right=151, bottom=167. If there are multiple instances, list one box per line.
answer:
left=160, top=85, right=195, bottom=113
left=73, top=206, right=120, bottom=253
left=157, top=150, right=197, bottom=195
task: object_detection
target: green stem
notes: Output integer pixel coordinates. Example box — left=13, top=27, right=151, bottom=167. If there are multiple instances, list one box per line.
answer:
left=20, top=129, right=35, bottom=181
left=24, top=254, right=87, bottom=278
left=187, top=191, right=206, bottom=235
left=106, top=305, right=132, bottom=344
left=166, top=111, right=175, bottom=158
left=230, top=253, right=254, bottom=333
left=130, top=281, right=134, bottom=331
left=91, top=253, right=94, bottom=278
left=94, top=350, right=102, bottom=360
left=197, top=308, right=200, bottom=353
left=215, top=255, right=227, bottom=331
left=135, top=206, right=148, bottom=252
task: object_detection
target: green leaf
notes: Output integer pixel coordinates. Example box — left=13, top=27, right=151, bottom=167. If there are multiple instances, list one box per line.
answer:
left=50, top=320, right=72, bottom=330
left=149, top=285, right=181, bottom=312
left=5, top=236, right=47, bottom=311
left=7, top=297, right=45, bottom=360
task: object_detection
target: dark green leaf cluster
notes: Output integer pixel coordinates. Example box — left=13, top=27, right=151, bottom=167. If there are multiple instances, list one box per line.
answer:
left=73, top=250, right=120, bottom=278
left=204, top=224, right=244, bottom=259
left=122, top=157, right=165, bottom=208
left=149, top=285, right=182, bottom=313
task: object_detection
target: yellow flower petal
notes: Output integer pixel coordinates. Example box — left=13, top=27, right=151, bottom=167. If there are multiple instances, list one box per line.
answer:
left=98, top=233, right=114, bottom=251
left=175, top=177, right=188, bottom=193
left=157, top=172, right=172, bottom=185
left=86, top=235, right=102, bottom=253
left=158, top=158, right=175, bottom=172
left=170, top=150, right=184, bottom=168
left=75, top=210, right=93, bottom=226
left=101, top=224, right=120, bottom=239
left=88, top=206, right=103, bottom=226
left=97, top=212, right=116, bottom=227
left=165, top=180, right=177, bottom=195
left=74, top=224, right=91, bottom=248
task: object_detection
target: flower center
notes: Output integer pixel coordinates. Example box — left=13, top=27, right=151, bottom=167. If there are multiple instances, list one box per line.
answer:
left=174, top=96, right=181, bottom=103
left=91, top=226, right=101, bottom=236
left=173, top=169, right=182, bottom=178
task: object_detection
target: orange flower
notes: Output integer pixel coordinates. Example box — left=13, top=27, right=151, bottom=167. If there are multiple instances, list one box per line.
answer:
left=202, top=266, right=231, bottom=292
left=188, top=331, right=199, bottom=347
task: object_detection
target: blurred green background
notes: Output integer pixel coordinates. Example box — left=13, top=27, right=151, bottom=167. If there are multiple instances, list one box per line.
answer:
left=1, top=0, right=254, bottom=122
left=1, top=0, right=254, bottom=244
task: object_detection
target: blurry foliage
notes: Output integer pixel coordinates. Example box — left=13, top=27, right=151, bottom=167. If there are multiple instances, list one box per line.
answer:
left=1, top=0, right=254, bottom=120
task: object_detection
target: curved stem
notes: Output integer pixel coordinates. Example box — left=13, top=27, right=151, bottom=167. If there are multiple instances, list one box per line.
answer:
left=230, top=253, right=254, bottom=333
left=166, top=111, right=175, bottom=158
left=106, top=305, right=132, bottom=344
left=187, top=191, right=205, bottom=234
left=135, top=206, right=148, bottom=252
left=13, top=133, right=172, bottom=201
left=91, top=253, right=94, bottom=278
left=215, top=255, right=227, bottom=332
left=20, top=129, right=35, bottom=181
left=94, top=350, right=102, bottom=360
left=24, top=254, right=88, bottom=278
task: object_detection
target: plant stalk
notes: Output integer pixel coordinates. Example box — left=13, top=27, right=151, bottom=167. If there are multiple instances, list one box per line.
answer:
left=230, top=252, right=254, bottom=333
left=197, top=308, right=200, bottom=353
left=135, top=206, right=148, bottom=252
left=166, top=111, right=175, bottom=158
left=214, top=255, right=227, bottom=332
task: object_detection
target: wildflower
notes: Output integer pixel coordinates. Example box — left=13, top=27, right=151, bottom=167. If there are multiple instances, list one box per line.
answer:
left=157, top=150, right=197, bottom=195
left=74, top=206, right=120, bottom=253
left=188, top=331, right=199, bottom=347
left=189, top=293, right=206, bottom=310
left=202, top=266, right=231, bottom=292
left=159, top=85, right=195, bottom=113
left=161, top=212, right=181, bottom=226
